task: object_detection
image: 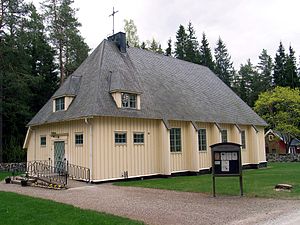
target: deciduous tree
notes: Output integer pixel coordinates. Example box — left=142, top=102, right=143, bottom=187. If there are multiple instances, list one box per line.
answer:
left=254, top=86, right=300, bottom=153
left=124, top=19, right=139, bottom=47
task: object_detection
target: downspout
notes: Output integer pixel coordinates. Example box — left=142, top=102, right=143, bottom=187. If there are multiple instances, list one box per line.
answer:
left=85, top=118, right=93, bottom=182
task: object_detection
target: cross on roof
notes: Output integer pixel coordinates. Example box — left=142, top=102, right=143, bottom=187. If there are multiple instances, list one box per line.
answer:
left=109, top=7, right=119, bottom=35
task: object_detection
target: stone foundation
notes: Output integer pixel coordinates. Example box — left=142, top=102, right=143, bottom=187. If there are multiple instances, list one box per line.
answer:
left=0, top=162, right=26, bottom=172
left=267, top=153, right=300, bottom=162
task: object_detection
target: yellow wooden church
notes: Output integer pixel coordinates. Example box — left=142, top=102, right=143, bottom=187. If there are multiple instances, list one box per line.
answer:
left=23, top=32, right=267, bottom=182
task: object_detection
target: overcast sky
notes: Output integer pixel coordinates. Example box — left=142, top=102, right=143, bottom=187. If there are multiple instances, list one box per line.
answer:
left=35, top=0, right=300, bottom=68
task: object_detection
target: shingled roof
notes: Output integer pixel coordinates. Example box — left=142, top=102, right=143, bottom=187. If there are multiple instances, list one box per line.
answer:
left=28, top=36, right=267, bottom=126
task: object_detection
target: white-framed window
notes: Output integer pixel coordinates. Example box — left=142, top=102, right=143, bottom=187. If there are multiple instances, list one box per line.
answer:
left=133, top=132, right=144, bottom=144
left=40, top=136, right=46, bottom=147
left=75, top=133, right=83, bottom=145
left=170, top=128, right=181, bottom=152
left=221, top=129, right=228, bottom=143
left=55, top=97, right=65, bottom=111
left=241, top=130, right=246, bottom=149
left=115, top=132, right=127, bottom=144
left=121, top=93, right=137, bottom=109
left=198, top=129, right=207, bottom=151
left=268, top=135, right=274, bottom=141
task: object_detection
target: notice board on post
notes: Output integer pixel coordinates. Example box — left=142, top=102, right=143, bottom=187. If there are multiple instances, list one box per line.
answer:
left=210, top=142, right=243, bottom=196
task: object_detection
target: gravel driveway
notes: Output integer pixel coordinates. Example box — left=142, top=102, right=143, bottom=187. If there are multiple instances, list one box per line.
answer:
left=1, top=181, right=300, bottom=225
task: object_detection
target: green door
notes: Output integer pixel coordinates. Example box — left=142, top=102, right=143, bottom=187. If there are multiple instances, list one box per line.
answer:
left=54, top=141, right=65, bottom=173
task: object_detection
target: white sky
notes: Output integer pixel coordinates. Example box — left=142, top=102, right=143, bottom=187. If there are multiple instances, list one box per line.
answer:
left=33, top=0, right=300, bottom=68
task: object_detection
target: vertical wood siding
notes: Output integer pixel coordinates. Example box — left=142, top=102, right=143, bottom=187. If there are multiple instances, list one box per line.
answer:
left=169, top=120, right=188, bottom=172
left=26, top=117, right=267, bottom=181
left=27, top=120, right=89, bottom=168
left=93, top=117, right=160, bottom=180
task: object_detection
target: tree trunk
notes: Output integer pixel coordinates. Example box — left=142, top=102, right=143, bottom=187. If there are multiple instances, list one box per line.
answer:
left=59, top=40, right=65, bottom=85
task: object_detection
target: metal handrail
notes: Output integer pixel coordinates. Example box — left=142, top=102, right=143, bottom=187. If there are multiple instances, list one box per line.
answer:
left=67, top=162, right=90, bottom=182
left=25, top=160, right=90, bottom=185
left=27, top=161, right=67, bottom=186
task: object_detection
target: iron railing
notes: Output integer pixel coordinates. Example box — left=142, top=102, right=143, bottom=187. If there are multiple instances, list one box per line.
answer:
left=27, top=161, right=67, bottom=186
left=67, top=162, right=90, bottom=182
left=26, top=160, right=91, bottom=185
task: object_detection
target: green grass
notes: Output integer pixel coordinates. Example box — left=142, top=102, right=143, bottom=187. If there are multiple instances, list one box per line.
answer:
left=0, top=172, right=143, bottom=225
left=0, top=192, right=144, bottom=225
left=115, top=163, right=300, bottom=199
left=0, top=171, right=13, bottom=181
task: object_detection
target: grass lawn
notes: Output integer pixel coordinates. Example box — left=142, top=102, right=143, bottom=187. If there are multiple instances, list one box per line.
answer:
left=0, top=171, right=13, bottom=181
left=0, top=173, right=143, bottom=225
left=0, top=192, right=144, bottom=225
left=115, top=163, right=300, bottom=199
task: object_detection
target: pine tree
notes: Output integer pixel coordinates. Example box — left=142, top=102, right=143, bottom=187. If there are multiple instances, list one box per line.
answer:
left=285, top=45, right=299, bottom=88
left=174, top=24, right=187, bottom=60
left=214, top=37, right=234, bottom=87
left=124, top=19, right=139, bottom=47
left=165, top=38, right=172, bottom=56
left=273, top=41, right=286, bottom=86
left=185, top=22, right=199, bottom=63
left=257, top=49, right=273, bottom=90
left=199, top=32, right=214, bottom=71
left=42, top=0, right=90, bottom=85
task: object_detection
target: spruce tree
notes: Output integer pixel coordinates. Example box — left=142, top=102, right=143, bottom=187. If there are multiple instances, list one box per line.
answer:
left=273, top=41, right=286, bottom=86
left=174, top=25, right=187, bottom=60
left=185, top=22, right=199, bottom=63
left=285, top=45, right=299, bottom=88
left=214, top=37, right=234, bottom=87
left=257, top=49, right=273, bottom=90
left=238, top=59, right=260, bottom=107
left=199, top=32, right=214, bottom=71
left=165, top=38, right=172, bottom=56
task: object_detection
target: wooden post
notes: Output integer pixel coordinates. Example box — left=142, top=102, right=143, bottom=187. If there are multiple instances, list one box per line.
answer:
left=213, top=175, right=216, bottom=197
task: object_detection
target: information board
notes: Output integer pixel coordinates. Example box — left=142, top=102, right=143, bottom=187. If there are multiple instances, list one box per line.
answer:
left=210, top=142, right=243, bottom=196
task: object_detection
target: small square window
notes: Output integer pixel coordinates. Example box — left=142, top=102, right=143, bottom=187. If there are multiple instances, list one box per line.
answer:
left=75, top=133, right=83, bottom=145
left=55, top=97, right=65, bottom=111
left=133, top=133, right=144, bottom=144
left=40, top=136, right=46, bottom=146
left=115, top=132, right=127, bottom=144
left=121, top=93, right=137, bottom=109
left=221, top=130, right=228, bottom=143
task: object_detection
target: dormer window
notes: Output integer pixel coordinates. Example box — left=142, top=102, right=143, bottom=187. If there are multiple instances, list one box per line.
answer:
left=55, top=97, right=65, bottom=111
left=121, top=93, right=137, bottom=109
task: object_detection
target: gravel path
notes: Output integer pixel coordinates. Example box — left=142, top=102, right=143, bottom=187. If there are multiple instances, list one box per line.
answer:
left=1, top=181, right=300, bottom=225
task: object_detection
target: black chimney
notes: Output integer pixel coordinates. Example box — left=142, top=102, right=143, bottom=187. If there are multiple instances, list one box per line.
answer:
left=107, top=32, right=126, bottom=53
